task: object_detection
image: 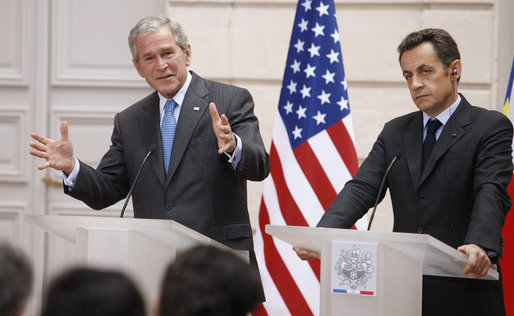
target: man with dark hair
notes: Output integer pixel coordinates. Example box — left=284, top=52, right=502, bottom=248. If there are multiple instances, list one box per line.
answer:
left=41, top=267, right=145, bottom=316
left=158, top=245, right=261, bottom=316
left=0, top=241, right=33, bottom=316
left=296, top=28, right=512, bottom=315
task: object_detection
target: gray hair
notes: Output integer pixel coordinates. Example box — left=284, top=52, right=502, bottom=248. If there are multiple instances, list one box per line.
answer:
left=128, top=15, right=189, bottom=62
left=0, top=242, right=33, bottom=316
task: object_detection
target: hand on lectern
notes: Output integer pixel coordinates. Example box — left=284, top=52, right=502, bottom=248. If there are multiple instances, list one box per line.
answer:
left=293, top=247, right=320, bottom=261
left=457, top=243, right=491, bottom=278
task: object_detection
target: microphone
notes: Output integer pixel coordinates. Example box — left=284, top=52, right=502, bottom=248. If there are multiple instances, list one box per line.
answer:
left=120, top=144, right=157, bottom=218
left=367, top=153, right=401, bottom=231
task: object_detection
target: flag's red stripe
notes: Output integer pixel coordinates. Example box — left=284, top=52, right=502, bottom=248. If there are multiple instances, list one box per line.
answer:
left=259, top=199, right=314, bottom=315
left=251, top=303, right=268, bottom=316
left=269, top=143, right=309, bottom=227
left=269, top=143, right=321, bottom=280
left=294, top=141, right=337, bottom=210
left=327, top=121, right=359, bottom=176
left=501, top=172, right=514, bottom=316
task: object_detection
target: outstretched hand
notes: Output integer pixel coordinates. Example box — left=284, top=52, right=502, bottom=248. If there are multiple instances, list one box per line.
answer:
left=30, top=121, right=75, bottom=175
left=209, top=102, right=236, bottom=154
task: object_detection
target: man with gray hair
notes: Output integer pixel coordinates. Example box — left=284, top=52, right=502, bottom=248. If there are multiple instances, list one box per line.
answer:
left=0, top=241, right=33, bottom=316
left=30, top=16, right=269, bottom=302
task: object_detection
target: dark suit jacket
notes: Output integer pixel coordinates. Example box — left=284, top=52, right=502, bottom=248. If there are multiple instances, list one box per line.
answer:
left=318, top=95, right=512, bottom=315
left=66, top=71, right=269, bottom=263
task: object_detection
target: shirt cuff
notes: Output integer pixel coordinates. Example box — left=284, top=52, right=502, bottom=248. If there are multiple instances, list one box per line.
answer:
left=224, top=133, right=242, bottom=169
left=62, top=157, right=80, bottom=190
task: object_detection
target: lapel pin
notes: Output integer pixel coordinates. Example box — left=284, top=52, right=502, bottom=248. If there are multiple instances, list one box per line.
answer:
left=193, top=106, right=200, bottom=111
left=451, top=133, right=456, bottom=137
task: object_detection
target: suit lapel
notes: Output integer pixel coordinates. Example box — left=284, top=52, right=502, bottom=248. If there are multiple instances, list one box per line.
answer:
left=140, top=92, right=167, bottom=187
left=405, top=112, right=424, bottom=190
left=418, top=96, right=471, bottom=187
left=166, top=72, right=210, bottom=185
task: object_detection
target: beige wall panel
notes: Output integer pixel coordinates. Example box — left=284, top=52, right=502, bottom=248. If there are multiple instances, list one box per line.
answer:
left=338, top=8, right=423, bottom=83
left=0, top=108, right=28, bottom=182
left=423, top=9, right=494, bottom=85
left=230, top=7, right=293, bottom=80
left=0, top=208, right=21, bottom=240
left=167, top=4, right=233, bottom=78
left=51, top=0, right=165, bottom=86
left=0, top=0, right=28, bottom=85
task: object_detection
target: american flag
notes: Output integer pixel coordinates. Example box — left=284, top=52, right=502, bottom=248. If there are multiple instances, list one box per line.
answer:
left=253, top=0, right=366, bottom=315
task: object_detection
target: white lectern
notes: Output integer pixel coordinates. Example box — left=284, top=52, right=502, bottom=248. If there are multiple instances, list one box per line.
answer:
left=26, top=214, right=243, bottom=307
left=266, top=225, right=498, bottom=316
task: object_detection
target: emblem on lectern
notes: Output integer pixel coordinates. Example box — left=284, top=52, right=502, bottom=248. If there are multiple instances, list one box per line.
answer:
left=334, top=244, right=375, bottom=294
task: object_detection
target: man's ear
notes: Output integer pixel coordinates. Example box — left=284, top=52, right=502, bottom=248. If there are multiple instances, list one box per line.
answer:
left=184, top=44, right=192, bottom=67
left=132, top=59, right=145, bottom=78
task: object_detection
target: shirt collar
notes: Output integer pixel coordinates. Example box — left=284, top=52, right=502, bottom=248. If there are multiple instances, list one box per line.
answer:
left=423, top=94, right=461, bottom=127
left=158, top=71, right=192, bottom=117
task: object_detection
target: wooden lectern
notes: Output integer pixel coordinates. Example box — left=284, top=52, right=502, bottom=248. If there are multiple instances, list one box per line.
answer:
left=266, top=225, right=498, bottom=316
left=26, top=214, right=245, bottom=307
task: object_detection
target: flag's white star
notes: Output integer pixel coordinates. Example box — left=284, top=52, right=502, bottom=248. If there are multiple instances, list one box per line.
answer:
left=301, top=0, right=312, bottom=12
left=326, top=49, right=339, bottom=64
left=290, top=59, right=301, bottom=73
left=316, top=2, right=329, bottom=17
left=297, top=19, right=308, bottom=32
left=286, top=80, right=297, bottom=94
left=307, top=43, right=320, bottom=58
left=292, top=126, right=303, bottom=139
left=296, top=105, right=307, bottom=119
left=283, top=101, right=293, bottom=114
left=311, top=23, right=325, bottom=37
left=300, top=84, right=311, bottom=99
left=317, top=90, right=331, bottom=105
left=322, top=69, right=335, bottom=84
left=341, top=78, right=348, bottom=90
left=313, top=111, right=326, bottom=125
left=294, top=39, right=305, bottom=53
left=304, top=64, right=316, bottom=78
left=330, top=29, right=340, bottom=44
left=337, top=96, right=349, bottom=111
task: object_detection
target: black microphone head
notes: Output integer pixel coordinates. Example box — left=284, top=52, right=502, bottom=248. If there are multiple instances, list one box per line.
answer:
left=148, top=144, right=157, bottom=153
left=395, top=153, right=402, bottom=160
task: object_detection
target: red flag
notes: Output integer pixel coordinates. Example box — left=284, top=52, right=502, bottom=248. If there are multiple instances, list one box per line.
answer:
left=253, top=0, right=366, bottom=314
left=500, top=57, right=514, bottom=315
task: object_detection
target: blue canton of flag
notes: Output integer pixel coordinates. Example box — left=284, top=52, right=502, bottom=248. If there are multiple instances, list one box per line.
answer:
left=279, top=0, right=350, bottom=149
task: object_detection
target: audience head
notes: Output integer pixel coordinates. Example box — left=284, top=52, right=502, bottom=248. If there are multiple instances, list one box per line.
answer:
left=0, top=241, right=33, bottom=316
left=41, top=267, right=145, bottom=316
left=159, top=245, right=261, bottom=316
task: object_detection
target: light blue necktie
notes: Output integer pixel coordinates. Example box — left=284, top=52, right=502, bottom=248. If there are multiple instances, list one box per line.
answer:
left=161, top=99, right=177, bottom=175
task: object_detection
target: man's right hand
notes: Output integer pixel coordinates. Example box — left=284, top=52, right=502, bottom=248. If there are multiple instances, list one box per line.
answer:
left=30, top=121, right=75, bottom=175
left=293, top=247, right=320, bottom=261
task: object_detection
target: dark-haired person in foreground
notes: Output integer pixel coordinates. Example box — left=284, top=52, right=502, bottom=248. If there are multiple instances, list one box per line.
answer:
left=41, top=267, right=145, bottom=316
left=0, top=241, right=33, bottom=316
left=295, top=28, right=512, bottom=315
left=158, top=245, right=261, bottom=316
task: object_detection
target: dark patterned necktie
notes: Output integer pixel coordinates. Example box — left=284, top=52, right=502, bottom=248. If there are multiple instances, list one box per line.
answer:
left=422, top=119, right=442, bottom=170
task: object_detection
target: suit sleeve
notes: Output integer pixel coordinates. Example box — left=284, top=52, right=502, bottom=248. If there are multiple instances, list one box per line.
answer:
left=317, top=127, right=390, bottom=228
left=226, top=88, right=270, bottom=181
left=65, top=113, right=130, bottom=210
left=464, top=114, right=513, bottom=254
